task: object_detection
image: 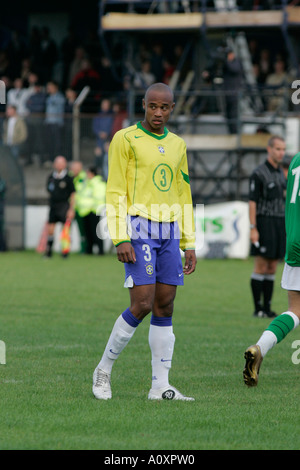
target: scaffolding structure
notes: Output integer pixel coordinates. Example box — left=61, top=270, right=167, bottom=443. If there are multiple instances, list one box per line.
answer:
left=99, top=1, right=300, bottom=203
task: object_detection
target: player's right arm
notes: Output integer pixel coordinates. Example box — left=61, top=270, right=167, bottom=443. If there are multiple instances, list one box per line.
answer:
left=106, top=130, right=131, bottom=247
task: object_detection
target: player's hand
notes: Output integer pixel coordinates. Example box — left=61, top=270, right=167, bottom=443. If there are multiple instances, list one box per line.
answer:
left=250, top=227, right=259, bottom=245
left=183, top=249, right=197, bottom=275
left=116, top=242, right=136, bottom=264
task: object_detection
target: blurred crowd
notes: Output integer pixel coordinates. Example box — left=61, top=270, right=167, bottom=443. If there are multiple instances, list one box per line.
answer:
left=0, top=8, right=298, bottom=169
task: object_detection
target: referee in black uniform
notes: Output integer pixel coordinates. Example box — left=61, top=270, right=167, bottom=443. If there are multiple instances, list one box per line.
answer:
left=249, top=135, right=286, bottom=318
left=45, top=156, right=75, bottom=257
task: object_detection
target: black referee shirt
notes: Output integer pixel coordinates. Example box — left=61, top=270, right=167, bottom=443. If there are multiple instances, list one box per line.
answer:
left=249, top=160, right=286, bottom=218
left=47, top=169, right=75, bottom=205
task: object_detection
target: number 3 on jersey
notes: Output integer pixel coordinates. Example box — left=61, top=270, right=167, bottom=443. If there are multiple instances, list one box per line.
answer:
left=153, top=164, right=173, bottom=192
left=142, top=244, right=151, bottom=262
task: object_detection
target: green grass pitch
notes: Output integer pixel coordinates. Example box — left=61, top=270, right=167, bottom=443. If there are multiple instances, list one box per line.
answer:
left=0, top=251, right=299, bottom=450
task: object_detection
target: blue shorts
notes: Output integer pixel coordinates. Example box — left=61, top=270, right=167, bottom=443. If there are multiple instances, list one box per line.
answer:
left=124, top=216, right=184, bottom=287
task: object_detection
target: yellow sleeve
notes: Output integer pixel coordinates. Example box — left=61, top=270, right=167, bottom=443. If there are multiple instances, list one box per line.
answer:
left=106, top=130, right=131, bottom=246
left=176, top=145, right=195, bottom=251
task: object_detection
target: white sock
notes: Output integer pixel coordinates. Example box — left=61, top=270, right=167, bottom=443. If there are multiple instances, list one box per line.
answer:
left=257, top=330, right=277, bottom=358
left=98, top=314, right=137, bottom=374
left=285, top=311, right=300, bottom=328
left=148, top=324, right=175, bottom=390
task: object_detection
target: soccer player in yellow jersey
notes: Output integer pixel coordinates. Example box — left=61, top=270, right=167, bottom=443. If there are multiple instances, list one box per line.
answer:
left=93, top=83, right=197, bottom=400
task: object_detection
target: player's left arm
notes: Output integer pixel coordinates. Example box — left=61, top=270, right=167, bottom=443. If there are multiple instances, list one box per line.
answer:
left=176, top=143, right=196, bottom=256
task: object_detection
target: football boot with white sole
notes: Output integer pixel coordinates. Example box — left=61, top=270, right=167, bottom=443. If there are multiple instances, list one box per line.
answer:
left=148, top=386, right=194, bottom=401
left=93, top=368, right=112, bottom=400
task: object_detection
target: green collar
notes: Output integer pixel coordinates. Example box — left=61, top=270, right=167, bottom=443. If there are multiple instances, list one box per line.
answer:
left=137, top=121, right=168, bottom=140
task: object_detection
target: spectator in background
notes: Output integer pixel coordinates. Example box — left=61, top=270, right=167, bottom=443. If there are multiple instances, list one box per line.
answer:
left=99, top=56, right=121, bottom=95
left=25, top=81, right=47, bottom=165
left=20, top=58, right=33, bottom=85
left=101, top=141, right=110, bottom=182
left=64, top=87, right=77, bottom=161
left=25, top=80, right=45, bottom=111
left=68, top=46, right=87, bottom=87
left=256, top=48, right=272, bottom=85
left=150, top=43, right=165, bottom=83
left=21, top=71, right=41, bottom=112
left=265, top=58, right=292, bottom=111
left=133, top=60, right=156, bottom=90
left=222, top=48, right=244, bottom=134
left=162, top=58, right=175, bottom=85
left=70, top=58, right=101, bottom=113
left=2, top=105, right=28, bottom=161
left=25, top=71, right=40, bottom=92
left=83, top=29, right=102, bottom=70
left=171, top=44, right=192, bottom=85
left=100, top=99, right=129, bottom=178
left=44, top=80, right=65, bottom=166
left=111, top=101, right=128, bottom=137
left=6, top=77, right=29, bottom=116
left=92, top=98, right=114, bottom=172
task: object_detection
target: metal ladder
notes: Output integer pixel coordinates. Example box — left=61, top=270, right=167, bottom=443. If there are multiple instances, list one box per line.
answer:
left=231, top=32, right=264, bottom=113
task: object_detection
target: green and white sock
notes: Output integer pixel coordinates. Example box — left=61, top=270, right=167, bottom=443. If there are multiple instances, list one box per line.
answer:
left=257, top=311, right=299, bottom=357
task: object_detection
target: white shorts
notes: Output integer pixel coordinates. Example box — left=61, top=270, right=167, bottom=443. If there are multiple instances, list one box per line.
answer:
left=281, top=263, right=300, bottom=291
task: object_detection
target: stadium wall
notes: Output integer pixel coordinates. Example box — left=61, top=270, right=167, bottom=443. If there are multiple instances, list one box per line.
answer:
left=25, top=202, right=250, bottom=259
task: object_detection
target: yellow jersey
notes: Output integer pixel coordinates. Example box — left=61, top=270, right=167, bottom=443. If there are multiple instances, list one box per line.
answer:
left=106, top=122, right=195, bottom=250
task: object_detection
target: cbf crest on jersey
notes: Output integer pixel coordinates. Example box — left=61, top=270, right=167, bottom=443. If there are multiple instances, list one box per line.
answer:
left=158, top=145, right=165, bottom=154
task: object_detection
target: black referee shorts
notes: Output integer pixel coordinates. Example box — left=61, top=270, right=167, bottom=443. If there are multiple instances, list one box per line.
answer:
left=251, top=216, right=286, bottom=259
left=48, top=202, right=69, bottom=224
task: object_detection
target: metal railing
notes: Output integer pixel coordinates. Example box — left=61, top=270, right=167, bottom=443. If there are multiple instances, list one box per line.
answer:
left=100, top=0, right=292, bottom=15
left=0, top=85, right=295, bottom=207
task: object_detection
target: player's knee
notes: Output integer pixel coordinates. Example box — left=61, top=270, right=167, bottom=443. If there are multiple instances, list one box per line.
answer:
left=153, top=300, right=174, bottom=317
left=131, top=299, right=152, bottom=319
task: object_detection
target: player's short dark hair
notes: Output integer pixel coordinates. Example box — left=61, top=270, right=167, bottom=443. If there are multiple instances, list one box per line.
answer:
left=268, top=135, right=285, bottom=147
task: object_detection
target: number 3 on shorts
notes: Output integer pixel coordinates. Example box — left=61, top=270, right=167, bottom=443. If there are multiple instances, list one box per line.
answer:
left=142, top=244, right=151, bottom=262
